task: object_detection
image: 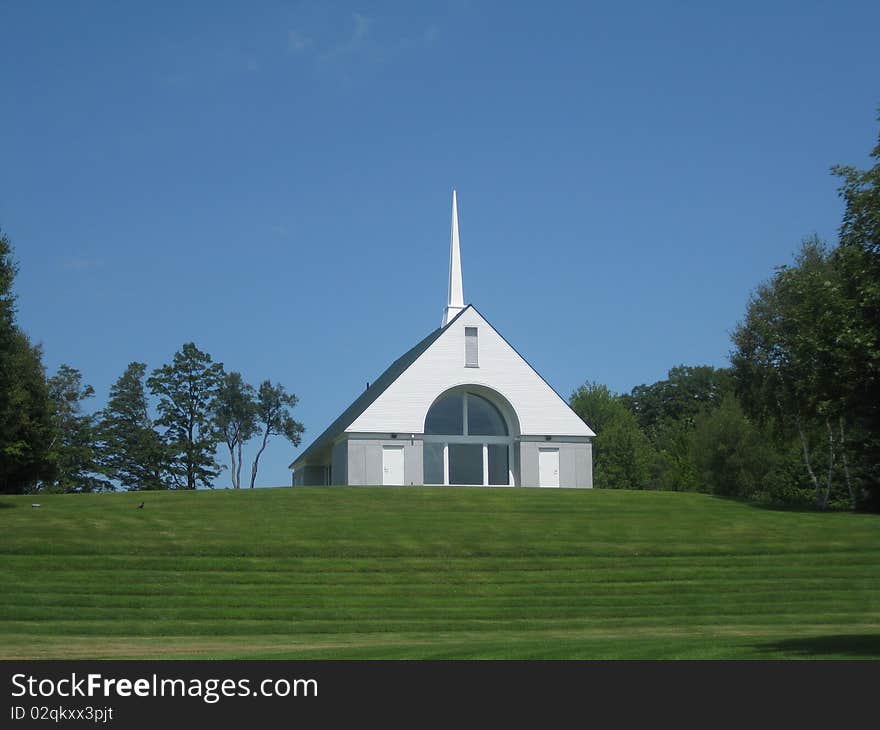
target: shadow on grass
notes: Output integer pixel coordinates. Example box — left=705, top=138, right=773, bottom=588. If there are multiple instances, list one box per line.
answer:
left=758, top=634, right=880, bottom=658
left=747, top=502, right=828, bottom=514
left=709, top=493, right=837, bottom=514
left=0, top=501, right=17, bottom=509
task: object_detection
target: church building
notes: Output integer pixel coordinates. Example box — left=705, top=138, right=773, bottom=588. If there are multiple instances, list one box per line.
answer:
left=290, top=192, right=595, bottom=487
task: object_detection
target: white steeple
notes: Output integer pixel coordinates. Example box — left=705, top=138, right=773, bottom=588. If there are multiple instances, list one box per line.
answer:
left=442, top=189, right=465, bottom=326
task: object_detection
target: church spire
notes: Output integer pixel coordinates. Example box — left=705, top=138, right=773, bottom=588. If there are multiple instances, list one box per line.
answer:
left=442, top=189, right=465, bottom=326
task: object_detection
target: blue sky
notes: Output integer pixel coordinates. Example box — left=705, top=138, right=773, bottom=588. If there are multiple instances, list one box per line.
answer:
left=1, top=1, right=878, bottom=487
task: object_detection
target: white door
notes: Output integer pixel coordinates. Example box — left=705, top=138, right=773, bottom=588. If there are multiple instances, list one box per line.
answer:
left=382, top=446, right=405, bottom=486
left=538, top=448, right=560, bottom=487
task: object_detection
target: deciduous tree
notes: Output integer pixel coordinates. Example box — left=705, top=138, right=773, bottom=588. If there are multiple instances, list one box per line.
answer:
left=570, top=382, right=653, bottom=489
left=148, top=343, right=223, bottom=489
left=731, top=238, right=852, bottom=508
left=249, top=381, right=304, bottom=489
left=215, top=371, right=258, bottom=489
left=832, top=121, right=880, bottom=508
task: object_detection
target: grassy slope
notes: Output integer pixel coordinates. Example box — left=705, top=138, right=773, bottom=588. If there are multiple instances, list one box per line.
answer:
left=1, top=487, right=878, bottom=659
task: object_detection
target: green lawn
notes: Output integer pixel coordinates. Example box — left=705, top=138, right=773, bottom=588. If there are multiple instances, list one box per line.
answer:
left=1, top=487, right=878, bottom=659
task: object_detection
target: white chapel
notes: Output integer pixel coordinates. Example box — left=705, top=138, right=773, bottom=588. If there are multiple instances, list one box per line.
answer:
left=290, top=192, right=595, bottom=488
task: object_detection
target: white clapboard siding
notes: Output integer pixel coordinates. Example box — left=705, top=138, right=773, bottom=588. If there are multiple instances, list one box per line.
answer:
left=346, top=307, right=595, bottom=437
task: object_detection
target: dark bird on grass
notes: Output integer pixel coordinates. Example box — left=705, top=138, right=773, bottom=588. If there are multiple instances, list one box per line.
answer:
left=137, top=502, right=144, bottom=509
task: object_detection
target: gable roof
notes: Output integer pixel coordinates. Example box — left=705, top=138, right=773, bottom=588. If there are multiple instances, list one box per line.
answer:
left=290, top=306, right=472, bottom=468
left=344, top=303, right=595, bottom=438
left=474, top=307, right=597, bottom=436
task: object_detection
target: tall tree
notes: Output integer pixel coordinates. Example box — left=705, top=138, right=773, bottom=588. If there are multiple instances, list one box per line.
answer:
left=249, top=380, right=304, bottom=489
left=731, top=238, right=851, bottom=508
left=46, top=364, right=109, bottom=492
left=832, top=120, right=880, bottom=508
left=147, top=343, right=223, bottom=489
left=100, top=362, right=168, bottom=490
left=215, top=371, right=258, bottom=489
left=0, top=230, right=54, bottom=493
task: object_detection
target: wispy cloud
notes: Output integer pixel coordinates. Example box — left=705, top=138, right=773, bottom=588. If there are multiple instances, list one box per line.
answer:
left=318, top=12, right=372, bottom=63
left=285, top=12, right=440, bottom=77
left=423, top=25, right=439, bottom=48
left=288, top=29, right=313, bottom=52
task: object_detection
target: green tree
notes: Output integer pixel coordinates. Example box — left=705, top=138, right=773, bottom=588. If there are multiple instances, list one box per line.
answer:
left=570, top=382, right=653, bottom=489
left=648, top=417, right=699, bottom=492
left=689, top=395, right=778, bottom=500
left=622, top=365, right=733, bottom=432
left=215, top=371, right=258, bottom=489
left=147, top=343, right=224, bottom=489
left=731, top=237, right=853, bottom=508
left=832, top=119, right=880, bottom=509
left=100, top=362, right=169, bottom=490
left=46, top=364, right=109, bottom=492
left=0, top=333, right=55, bottom=493
left=621, top=365, right=733, bottom=492
left=249, top=380, right=304, bottom=489
left=0, top=230, right=55, bottom=493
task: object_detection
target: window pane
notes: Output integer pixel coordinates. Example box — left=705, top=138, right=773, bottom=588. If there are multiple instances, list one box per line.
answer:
left=424, top=442, right=444, bottom=485
left=488, top=444, right=509, bottom=485
left=449, top=444, right=483, bottom=485
left=425, top=392, right=464, bottom=435
left=467, top=393, right=508, bottom=436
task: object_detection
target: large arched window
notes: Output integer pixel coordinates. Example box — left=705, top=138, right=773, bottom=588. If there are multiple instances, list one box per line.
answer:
left=423, top=391, right=512, bottom=486
left=425, top=392, right=508, bottom=437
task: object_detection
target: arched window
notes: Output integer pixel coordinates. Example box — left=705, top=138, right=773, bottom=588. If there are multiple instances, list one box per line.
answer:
left=425, top=392, right=464, bottom=435
left=467, top=393, right=508, bottom=436
left=423, top=390, right=512, bottom=486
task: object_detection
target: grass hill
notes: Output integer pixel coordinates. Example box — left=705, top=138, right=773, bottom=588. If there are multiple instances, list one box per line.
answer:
left=1, top=487, right=878, bottom=659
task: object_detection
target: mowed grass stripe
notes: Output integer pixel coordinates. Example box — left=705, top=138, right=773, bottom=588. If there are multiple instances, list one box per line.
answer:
left=5, top=576, right=877, bottom=603
left=1, top=487, right=878, bottom=658
left=3, top=612, right=878, bottom=638
left=4, top=593, right=879, bottom=622
left=3, top=550, right=876, bottom=572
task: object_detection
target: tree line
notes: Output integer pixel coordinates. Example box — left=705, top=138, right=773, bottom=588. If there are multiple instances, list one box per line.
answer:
left=0, top=244, right=303, bottom=494
left=570, top=117, right=880, bottom=511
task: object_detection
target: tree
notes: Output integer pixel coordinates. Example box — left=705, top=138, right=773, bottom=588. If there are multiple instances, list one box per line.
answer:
left=731, top=237, right=852, bottom=508
left=100, top=362, right=168, bottom=490
left=0, top=332, right=55, bottom=493
left=831, top=120, right=880, bottom=508
left=570, top=382, right=653, bottom=489
left=622, top=365, right=733, bottom=432
left=689, top=395, right=778, bottom=500
left=46, top=364, right=109, bottom=492
left=147, top=343, right=224, bottom=489
left=249, top=380, right=304, bottom=489
left=620, top=365, right=733, bottom=492
left=647, top=416, right=699, bottom=492
left=0, top=230, right=54, bottom=493
left=215, top=371, right=258, bottom=489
